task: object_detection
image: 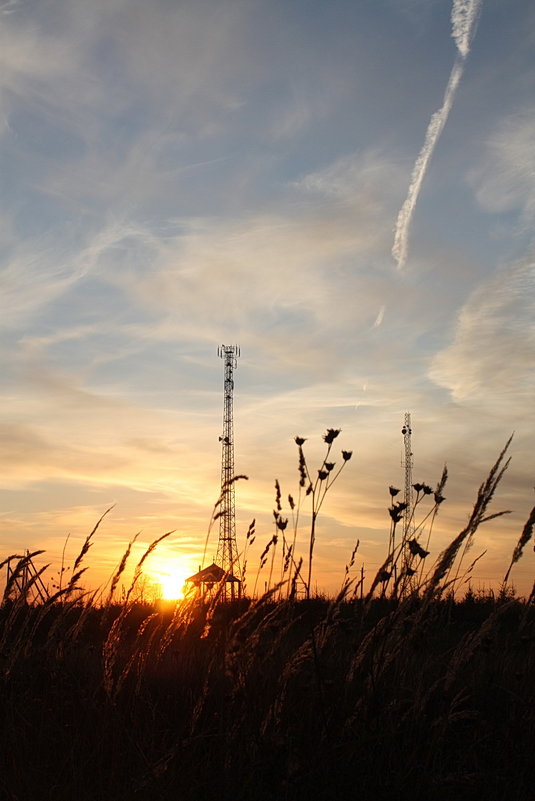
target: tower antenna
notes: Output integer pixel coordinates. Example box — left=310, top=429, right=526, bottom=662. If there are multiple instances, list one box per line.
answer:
left=5, top=551, right=50, bottom=604
left=401, top=412, right=414, bottom=543
left=216, top=345, right=241, bottom=599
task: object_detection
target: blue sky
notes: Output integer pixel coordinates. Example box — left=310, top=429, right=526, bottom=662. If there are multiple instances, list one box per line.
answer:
left=1, top=0, right=534, bottom=598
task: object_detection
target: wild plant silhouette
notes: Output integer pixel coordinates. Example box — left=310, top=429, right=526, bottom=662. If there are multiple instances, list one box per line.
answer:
left=0, top=433, right=533, bottom=801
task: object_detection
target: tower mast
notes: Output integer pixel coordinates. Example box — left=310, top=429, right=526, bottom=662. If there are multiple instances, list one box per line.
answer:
left=401, top=412, right=413, bottom=542
left=216, top=345, right=241, bottom=598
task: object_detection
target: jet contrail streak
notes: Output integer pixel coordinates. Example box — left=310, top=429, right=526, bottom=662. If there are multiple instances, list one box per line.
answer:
left=392, top=59, right=464, bottom=270
left=392, top=0, right=483, bottom=270
left=451, top=0, right=483, bottom=57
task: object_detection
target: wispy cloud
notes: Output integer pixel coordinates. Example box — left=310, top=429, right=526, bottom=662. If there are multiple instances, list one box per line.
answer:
left=0, top=220, right=155, bottom=329
left=98, top=150, right=405, bottom=352
left=373, top=305, right=386, bottom=328
left=392, top=0, right=483, bottom=269
left=429, top=259, right=535, bottom=409
left=468, top=109, right=535, bottom=229
left=1, top=0, right=533, bottom=595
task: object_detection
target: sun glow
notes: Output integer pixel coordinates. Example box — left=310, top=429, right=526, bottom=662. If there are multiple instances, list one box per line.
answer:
left=150, top=562, right=191, bottom=601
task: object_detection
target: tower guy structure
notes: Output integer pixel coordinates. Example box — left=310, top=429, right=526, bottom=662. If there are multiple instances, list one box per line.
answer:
left=401, top=412, right=414, bottom=542
left=216, top=345, right=241, bottom=598
left=5, top=551, right=49, bottom=604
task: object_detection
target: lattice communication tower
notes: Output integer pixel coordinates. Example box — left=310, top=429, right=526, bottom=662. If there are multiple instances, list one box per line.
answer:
left=5, top=551, right=49, bottom=604
left=401, top=412, right=414, bottom=542
left=216, top=345, right=241, bottom=597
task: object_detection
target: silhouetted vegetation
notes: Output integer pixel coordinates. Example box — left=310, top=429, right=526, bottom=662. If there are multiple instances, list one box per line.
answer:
left=0, top=593, right=534, bottom=801
left=1, top=436, right=534, bottom=800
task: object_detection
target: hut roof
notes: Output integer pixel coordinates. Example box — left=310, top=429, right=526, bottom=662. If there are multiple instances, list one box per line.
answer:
left=186, top=562, right=240, bottom=584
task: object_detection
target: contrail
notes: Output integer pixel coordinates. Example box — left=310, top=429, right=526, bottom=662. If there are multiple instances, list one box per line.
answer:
left=392, top=59, right=464, bottom=269
left=451, top=0, right=483, bottom=57
left=392, top=0, right=483, bottom=270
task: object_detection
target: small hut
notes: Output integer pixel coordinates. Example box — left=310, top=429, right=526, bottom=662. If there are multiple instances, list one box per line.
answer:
left=186, top=563, right=241, bottom=598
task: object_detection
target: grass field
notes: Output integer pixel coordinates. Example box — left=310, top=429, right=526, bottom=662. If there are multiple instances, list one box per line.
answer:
left=1, top=435, right=534, bottom=800
left=0, top=591, right=534, bottom=801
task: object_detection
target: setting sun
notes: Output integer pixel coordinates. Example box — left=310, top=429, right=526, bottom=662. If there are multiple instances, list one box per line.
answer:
left=150, top=563, right=191, bottom=601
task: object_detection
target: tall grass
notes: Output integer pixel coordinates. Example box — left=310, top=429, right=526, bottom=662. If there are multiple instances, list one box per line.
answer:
left=0, top=436, right=534, bottom=801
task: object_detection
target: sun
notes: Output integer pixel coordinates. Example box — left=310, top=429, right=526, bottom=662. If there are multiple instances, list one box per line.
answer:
left=150, top=562, right=191, bottom=601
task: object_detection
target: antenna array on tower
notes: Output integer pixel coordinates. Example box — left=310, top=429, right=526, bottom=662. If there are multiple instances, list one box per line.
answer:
left=216, top=345, right=241, bottom=599
left=401, top=412, right=413, bottom=542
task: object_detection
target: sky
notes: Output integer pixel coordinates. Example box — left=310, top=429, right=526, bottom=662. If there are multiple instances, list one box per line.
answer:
left=0, top=0, right=534, bottom=600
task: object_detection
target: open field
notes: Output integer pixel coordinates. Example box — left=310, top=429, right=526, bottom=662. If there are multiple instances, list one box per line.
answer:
left=1, top=437, right=534, bottom=800
left=1, top=586, right=534, bottom=800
